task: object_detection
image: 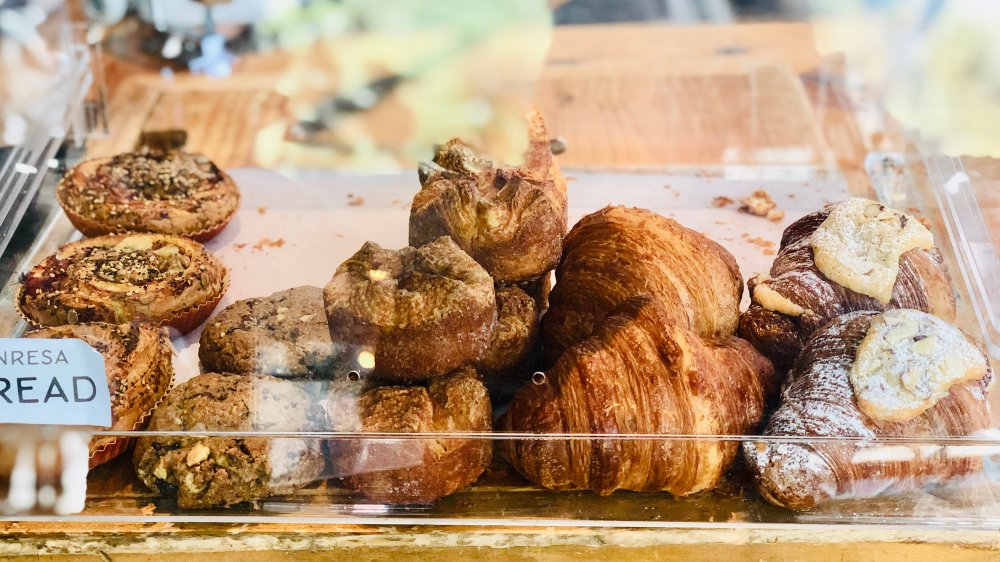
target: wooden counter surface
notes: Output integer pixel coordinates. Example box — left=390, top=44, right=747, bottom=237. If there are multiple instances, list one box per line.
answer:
left=3, top=18, right=999, bottom=560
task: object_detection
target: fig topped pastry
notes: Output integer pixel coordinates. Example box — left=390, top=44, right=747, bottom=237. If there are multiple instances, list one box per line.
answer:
left=409, top=111, right=568, bottom=283
left=739, top=198, right=956, bottom=369
left=744, top=309, right=992, bottom=510
left=324, top=236, right=497, bottom=381
left=57, top=150, right=240, bottom=242
left=17, top=233, right=229, bottom=334
left=541, top=205, right=744, bottom=362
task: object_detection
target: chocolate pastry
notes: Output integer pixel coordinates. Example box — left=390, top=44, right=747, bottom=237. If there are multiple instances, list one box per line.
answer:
left=744, top=309, right=992, bottom=510
left=739, top=199, right=955, bottom=369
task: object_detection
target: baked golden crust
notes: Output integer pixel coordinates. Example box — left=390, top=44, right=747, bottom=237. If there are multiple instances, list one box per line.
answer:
left=323, top=236, right=496, bottom=381
left=56, top=151, right=240, bottom=241
left=18, top=234, right=228, bottom=334
left=409, top=111, right=568, bottom=282
left=541, top=206, right=744, bottom=362
left=738, top=206, right=956, bottom=369
left=327, top=367, right=492, bottom=503
left=476, top=285, right=540, bottom=392
left=743, top=311, right=993, bottom=510
left=502, top=297, right=776, bottom=496
left=26, top=323, right=174, bottom=467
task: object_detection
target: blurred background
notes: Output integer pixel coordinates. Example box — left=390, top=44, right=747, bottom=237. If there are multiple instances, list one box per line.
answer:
left=2, top=0, right=999, bottom=168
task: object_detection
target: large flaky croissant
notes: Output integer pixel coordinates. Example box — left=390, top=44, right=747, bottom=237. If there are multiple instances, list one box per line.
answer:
left=541, top=206, right=743, bottom=362
left=501, top=296, right=777, bottom=496
left=409, top=111, right=568, bottom=283
left=739, top=206, right=956, bottom=369
left=744, top=310, right=993, bottom=510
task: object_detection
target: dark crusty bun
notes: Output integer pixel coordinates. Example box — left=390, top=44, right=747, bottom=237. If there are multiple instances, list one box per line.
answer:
left=26, top=322, right=174, bottom=467
left=323, top=236, right=496, bottom=381
left=476, top=285, right=540, bottom=395
left=134, top=373, right=327, bottom=509
left=409, top=111, right=567, bottom=283
left=200, top=286, right=340, bottom=378
left=326, top=367, right=492, bottom=503
left=57, top=150, right=240, bottom=242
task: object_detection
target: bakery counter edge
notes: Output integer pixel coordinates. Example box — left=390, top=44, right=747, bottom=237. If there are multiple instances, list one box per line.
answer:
left=0, top=523, right=999, bottom=559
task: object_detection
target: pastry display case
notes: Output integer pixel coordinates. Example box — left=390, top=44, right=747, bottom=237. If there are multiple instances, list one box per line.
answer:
left=2, top=0, right=1000, bottom=558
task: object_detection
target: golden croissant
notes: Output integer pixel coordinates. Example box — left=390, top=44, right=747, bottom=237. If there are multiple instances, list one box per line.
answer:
left=541, top=205, right=743, bottom=362
left=501, top=296, right=777, bottom=496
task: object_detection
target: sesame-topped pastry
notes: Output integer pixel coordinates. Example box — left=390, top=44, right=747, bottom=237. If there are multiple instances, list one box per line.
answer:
left=17, top=233, right=228, bottom=334
left=56, top=150, right=240, bottom=241
left=25, top=323, right=174, bottom=467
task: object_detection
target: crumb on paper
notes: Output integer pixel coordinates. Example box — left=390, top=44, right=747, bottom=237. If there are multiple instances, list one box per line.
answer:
left=714, top=219, right=728, bottom=225
left=252, top=238, right=286, bottom=251
left=739, top=189, right=777, bottom=217
left=334, top=233, right=345, bottom=238
left=140, top=503, right=156, bottom=516
left=766, top=209, right=785, bottom=222
left=390, top=199, right=402, bottom=206
left=788, top=193, right=797, bottom=199
left=712, top=196, right=734, bottom=208
left=347, top=194, right=365, bottom=206
left=764, top=249, right=776, bottom=255
left=232, top=242, right=248, bottom=252
left=257, top=206, right=267, bottom=215
left=745, top=236, right=776, bottom=254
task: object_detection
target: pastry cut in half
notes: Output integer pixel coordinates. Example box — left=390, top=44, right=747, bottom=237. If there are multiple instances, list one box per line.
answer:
left=326, top=366, right=492, bottom=503
left=739, top=198, right=956, bottom=369
left=57, top=150, right=240, bottom=242
left=133, top=373, right=328, bottom=509
left=409, top=111, right=568, bottom=283
left=18, top=233, right=229, bottom=334
left=323, top=236, right=496, bottom=382
left=24, top=322, right=174, bottom=467
left=743, top=309, right=993, bottom=510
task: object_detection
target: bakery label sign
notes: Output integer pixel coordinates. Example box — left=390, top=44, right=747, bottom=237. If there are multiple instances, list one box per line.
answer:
left=0, top=339, right=111, bottom=426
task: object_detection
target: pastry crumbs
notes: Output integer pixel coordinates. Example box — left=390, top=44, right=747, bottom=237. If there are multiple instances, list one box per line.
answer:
left=712, top=196, right=734, bottom=208
left=347, top=194, right=365, bottom=206
left=252, top=238, right=286, bottom=251
left=257, top=206, right=267, bottom=215
left=739, top=189, right=778, bottom=217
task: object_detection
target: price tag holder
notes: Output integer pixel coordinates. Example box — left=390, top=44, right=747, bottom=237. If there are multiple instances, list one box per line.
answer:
left=0, top=338, right=111, bottom=427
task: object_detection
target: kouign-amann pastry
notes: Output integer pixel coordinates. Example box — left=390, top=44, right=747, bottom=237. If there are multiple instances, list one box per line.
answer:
left=18, top=234, right=228, bottom=334
left=476, top=285, right=540, bottom=390
left=409, top=111, right=568, bottom=283
left=502, top=297, right=777, bottom=496
left=200, top=286, right=340, bottom=378
left=324, top=236, right=496, bottom=381
left=739, top=198, right=956, bottom=368
left=134, top=373, right=327, bottom=509
left=744, top=309, right=992, bottom=510
left=25, top=323, right=174, bottom=467
left=327, top=367, right=492, bottom=503
left=57, top=150, right=240, bottom=241
left=541, top=206, right=743, bottom=361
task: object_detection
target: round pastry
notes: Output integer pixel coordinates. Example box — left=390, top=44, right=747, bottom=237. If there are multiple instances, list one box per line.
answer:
left=25, top=323, right=174, bottom=468
left=323, top=236, right=496, bottom=381
left=56, top=150, right=240, bottom=241
left=476, top=285, right=540, bottom=393
left=327, top=367, right=492, bottom=503
left=17, top=233, right=228, bottom=334
left=200, top=286, right=340, bottom=378
left=133, top=373, right=328, bottom=509
left=409, top=111, right=567, bottom=283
